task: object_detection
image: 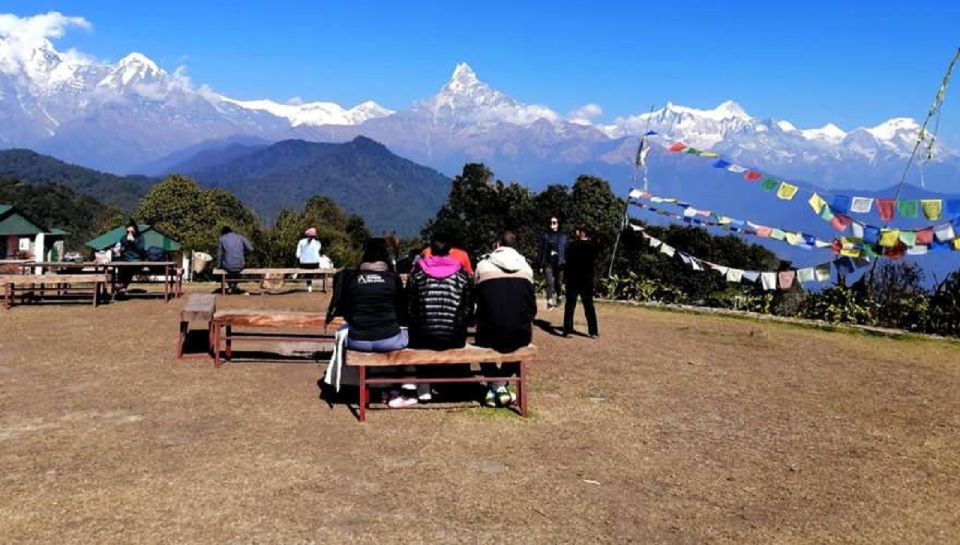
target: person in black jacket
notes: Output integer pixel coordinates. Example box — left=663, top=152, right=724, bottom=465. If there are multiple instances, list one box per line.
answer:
left=562, top=225, right=599, bottom=338
left=407, top=237, right=471, bottom=350
left=536, top=216, right=567, bottom=310
left=474, top=231, right=537, bottom=407
left=114, top=220, right=145, bottom=297
left=325, top=238, right=407, bottom=351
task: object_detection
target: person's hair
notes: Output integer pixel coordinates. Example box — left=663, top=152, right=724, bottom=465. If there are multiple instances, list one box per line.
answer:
left=221, top=226, right=233, bottom=236
left=549, top=216, right=559, bottom=224
left=576, top=225, right=590, bottom=237
left=126, top=220, right=140, bottom=236
left=429, top=238, right=451, bottom=257
left=498, top=231, right=518, bottom=248
left=361, top=237, right=391, bottom=264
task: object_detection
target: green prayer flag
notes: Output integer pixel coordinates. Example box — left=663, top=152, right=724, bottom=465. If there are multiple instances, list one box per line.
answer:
left=897, top=200, right=918, bottom=218
left=899, top=230, right=917, bottom=247
left=819, top=205, right=835, bottom=221
left=862, top=245, right=880, bottom=258
left=761, top=178, right=778, bottom=191
left=685, top=147, right=702, bottom=155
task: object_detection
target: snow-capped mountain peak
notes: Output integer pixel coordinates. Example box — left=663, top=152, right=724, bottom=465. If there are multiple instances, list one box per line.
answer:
left=444, top=62, right=481, bottom=93
left=97, top=51, right=165, bottom=89
left=800, top=123, right=847, bottom=143
left=219, top=96, right=394, bottom=127
left=866, top=117, right=919, bottom=140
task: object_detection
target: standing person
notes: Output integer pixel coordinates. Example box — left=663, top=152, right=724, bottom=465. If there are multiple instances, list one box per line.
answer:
left=473, top=231, right=537, bottom=407
left=537, top=216, right=567, bottom=310
left=218, top=226, right=253, bottom=295
left=562, top=225, right=599, bottom=338
left=296, top=227, right=323, bottom=292
left=114, top=220, right=145, bottom=297
left=406, top=235, right=472, bottom=402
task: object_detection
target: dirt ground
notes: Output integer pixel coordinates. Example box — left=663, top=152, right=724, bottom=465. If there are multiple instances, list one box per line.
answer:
left=2, top=285, right=959, bottom=544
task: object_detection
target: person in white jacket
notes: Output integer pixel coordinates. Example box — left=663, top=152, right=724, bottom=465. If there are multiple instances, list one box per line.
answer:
left=296, top=227, right=323, bottom=292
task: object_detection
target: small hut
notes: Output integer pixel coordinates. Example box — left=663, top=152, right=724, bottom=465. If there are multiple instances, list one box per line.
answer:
left=0, top=204, right=69, bottom=261
left=85, top=224, right=183, bottom=258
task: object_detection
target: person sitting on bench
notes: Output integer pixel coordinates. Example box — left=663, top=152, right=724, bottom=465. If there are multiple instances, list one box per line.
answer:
left=473, top=231, right=537, bottom=407
left=218, top=226, right=253, bottom=294
left=406, top=233, right=472, bottom=403
left=114, top=220, right=146, bottom=298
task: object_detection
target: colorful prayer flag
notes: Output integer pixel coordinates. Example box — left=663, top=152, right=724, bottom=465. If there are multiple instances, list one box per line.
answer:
left=876, top=199, right=895, bottom=221
left=725, top=268, right=744, bottom=283
left=761, top=272, right=777, bottom=291
left=899, top=230, right=917, bottom=247
left=770, top=229, right=786, bottom=240
left=726, top=164, right=748, bottom=174
left=712, top=159, right=731, bottom=168
left=921, top=199, right=943, bottom=221
left=699, top=151, right=719, bottom=158
left=851, top=222, right=865, bottom=240
left=850, top=197, right=874, bottom=214
left=660, top=243, right=675, bottom=257
left=761, top=178, right=778, bottom=191
left=742, top=271, right=760, bottom=283
left=879, top=229, right=900, bottom=248
left=808, top=193, right=827, bottom=214
left=796, top=267, right=815, bottom=284
left=819, top=205, right=835, bottom=222
left=668, top=142, right=687, bottom=153
left=744, top=170, right=764, bottom=182
left=814, top=264, right=831, bottom=282
left=778, top=271, right=795, bottom=290
left=829, top=214, right=852, bottom=232
left=934, top=223, right=956, bottom=242
left=897, top=200, right=918, bottom=219
left=915, top=227, right=934, bottom=245
left=776, top=183, right=799, bottom=200
left=830, top=195, right=852, bottom=214
left=863, top=226, right=880, bottom=244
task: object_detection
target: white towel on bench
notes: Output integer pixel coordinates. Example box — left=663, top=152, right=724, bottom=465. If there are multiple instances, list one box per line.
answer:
left=323, top=326, right=357, bottom=391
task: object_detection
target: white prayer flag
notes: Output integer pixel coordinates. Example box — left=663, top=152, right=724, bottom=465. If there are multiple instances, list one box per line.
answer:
left=849, top=197, right=874, bottom=214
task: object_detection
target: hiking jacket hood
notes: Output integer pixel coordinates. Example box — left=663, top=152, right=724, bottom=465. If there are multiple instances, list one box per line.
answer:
left=407, top=258, right=471, bottom=349
left=418, top=255, right=461, bottom=279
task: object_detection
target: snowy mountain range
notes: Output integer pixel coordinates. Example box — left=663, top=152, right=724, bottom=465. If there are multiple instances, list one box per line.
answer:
left=1, top=15, right=958, bottom=193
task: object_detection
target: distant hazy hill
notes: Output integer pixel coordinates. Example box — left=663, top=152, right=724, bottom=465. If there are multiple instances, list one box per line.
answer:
left=0, top=149, right=151, bottom=212
left=172, top=136, right=451, bottom=235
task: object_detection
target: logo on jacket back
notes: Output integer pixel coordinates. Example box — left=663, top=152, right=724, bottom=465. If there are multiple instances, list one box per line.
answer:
left=357, top=273, right=386, bottom=285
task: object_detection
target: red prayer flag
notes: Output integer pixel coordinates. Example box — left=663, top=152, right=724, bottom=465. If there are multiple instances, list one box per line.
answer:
left=743, top=170, right=764, bottom=182
left=883, top=243, right=905, bottom=260
left=831, top=240, right=843, bottom=254
left=915, top=227, right=934, bottom=245
left=876, top=199, right=895, bottom=221
left=829, top=213, right=852, bottom=232
left=668, top=142, right=687, bottom=153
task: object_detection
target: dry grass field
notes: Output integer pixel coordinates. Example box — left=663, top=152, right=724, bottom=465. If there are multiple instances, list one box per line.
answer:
left=2, top=286, right=959, bottom=544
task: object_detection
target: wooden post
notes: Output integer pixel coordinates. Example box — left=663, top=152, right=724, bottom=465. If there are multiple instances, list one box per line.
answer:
left=225, top=324, right=232, bottom=361
left=212, top=323, right=220, bottom=368
left=177, top=321, right=188, bottom=360
left=3, top=282, right=10, bottom=310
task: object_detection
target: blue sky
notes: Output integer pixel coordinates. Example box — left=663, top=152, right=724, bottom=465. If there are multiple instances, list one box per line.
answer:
left=5, top=0, right=960, bottom=138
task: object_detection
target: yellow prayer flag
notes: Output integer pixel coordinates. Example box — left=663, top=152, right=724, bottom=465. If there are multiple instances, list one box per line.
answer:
left=785, top=232, right=803, bottom=245
left=921, top=199, right=943, bottom=220
left=954, top=238, right=960, bottom=251
left=717, top=216, right=732, bottom=225
left=840, top=247, right=861, bottom=258
left=879, top=229, right=900, bottom=248
left=808, top=192, right=826, bottom=214
left=699, top=151, right=719, bottom=158
left=776, top=182, right=799, bottom=200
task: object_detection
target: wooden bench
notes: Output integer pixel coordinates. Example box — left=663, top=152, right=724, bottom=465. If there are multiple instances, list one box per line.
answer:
left=177, top=293, right=217, bottom=359
left=211, top=309, right=344, bottom=367
left=346, top=344, right=538, bottom=422
left=212, top=268, right=336, bottom=295
left=2, top=274, right=107, bottom=309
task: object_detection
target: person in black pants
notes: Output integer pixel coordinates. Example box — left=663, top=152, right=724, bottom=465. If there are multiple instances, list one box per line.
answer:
left=563, top=225, right=599, bottom=338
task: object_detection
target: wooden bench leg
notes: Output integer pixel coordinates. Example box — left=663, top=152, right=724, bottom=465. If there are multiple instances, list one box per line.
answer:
left=519, top=361, right=528, bottom=417
left=207, top=321, right=214, bottom=358
left=358, top=365, right=367, bottom=422
left=221, top=276, right=226, bottom=295
left=225, top=325, right=232, bottom=361
left=3, top=283, right=10, bottom=310
left=213, top=323, right=221, bottom=368
left=177, top=320, right=188, bottom=360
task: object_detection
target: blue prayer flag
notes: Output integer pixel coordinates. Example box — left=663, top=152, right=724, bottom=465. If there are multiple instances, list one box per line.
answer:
left=713, top=159, right=732, bottom=169
left=831, top=195, right=852, bottom=214
left=863, top=226, right=880, bottom=244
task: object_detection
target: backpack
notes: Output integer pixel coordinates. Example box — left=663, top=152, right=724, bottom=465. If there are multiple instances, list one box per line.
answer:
left=145, top=246, right=167, bottom=261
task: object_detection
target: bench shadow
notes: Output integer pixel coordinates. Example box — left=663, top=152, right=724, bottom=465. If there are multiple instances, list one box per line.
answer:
left=316, top=377, right=492, bottom=420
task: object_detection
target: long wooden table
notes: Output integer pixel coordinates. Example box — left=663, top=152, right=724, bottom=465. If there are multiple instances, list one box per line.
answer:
left=212, top=267, right=336, bottom=295
left=211, top=309, right=343, bottom=366
left=2, top=273, right=107, bottom=309
left=107, top=261, right=182, bottom=301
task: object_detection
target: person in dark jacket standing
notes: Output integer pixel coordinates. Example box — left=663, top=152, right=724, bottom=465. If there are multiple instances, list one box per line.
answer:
left=218, top=226, right=253, bottom=294
left=114, top=220, right=146, bottom=297
left=563, top=225, right=599, bottom=338
left=474, top=231, right=536, bottom=407
left=536, top=216, right=567, bottom=310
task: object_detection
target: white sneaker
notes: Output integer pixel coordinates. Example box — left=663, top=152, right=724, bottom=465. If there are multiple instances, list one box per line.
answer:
left=417, top=383, right=432, bottom=402
left=388, top=395, right=418, bottom=409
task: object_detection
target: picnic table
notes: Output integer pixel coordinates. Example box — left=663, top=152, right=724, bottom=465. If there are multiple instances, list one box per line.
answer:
left=210, top=309, right=342, bottom=366
left=2, top=273, right=107, bottom=309
left=212, top=267, right=336, bottom=295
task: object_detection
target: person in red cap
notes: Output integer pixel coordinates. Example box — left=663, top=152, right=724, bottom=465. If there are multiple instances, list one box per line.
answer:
left=296, top=227, right=323, bottom=292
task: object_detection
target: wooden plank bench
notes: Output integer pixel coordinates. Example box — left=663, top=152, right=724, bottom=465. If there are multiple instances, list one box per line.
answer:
left=212, top=268, right=336, bottom=295
left=211, top=309, right=344, bottom=367
left=177, top=293, right=217, bottom=360
left=2, top=274, right=107, bottom=309
left=346, top=344, right=538, bottom=422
